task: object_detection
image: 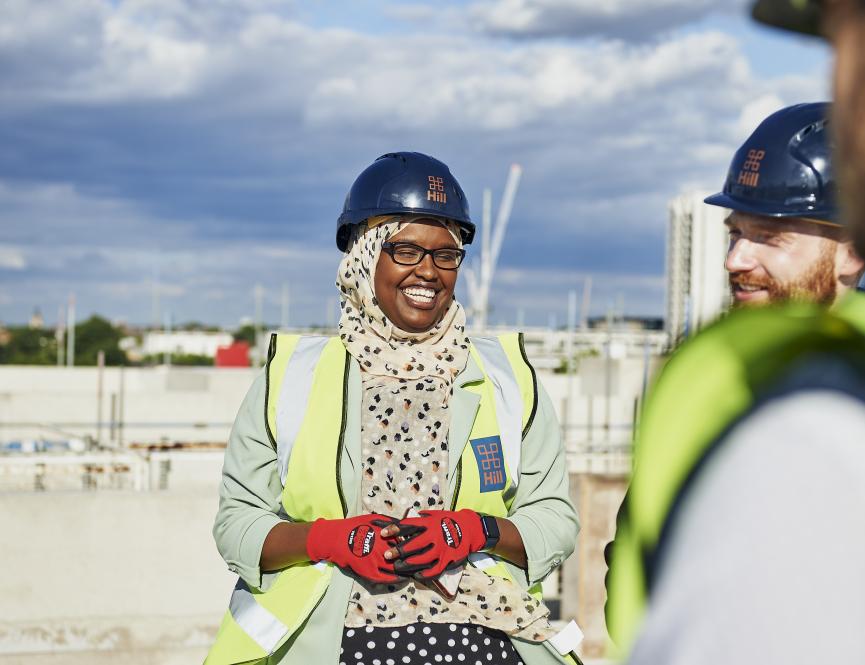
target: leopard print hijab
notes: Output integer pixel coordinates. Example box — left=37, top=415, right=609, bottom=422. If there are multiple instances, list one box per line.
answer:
left=336, top=216, right=470, bottom=385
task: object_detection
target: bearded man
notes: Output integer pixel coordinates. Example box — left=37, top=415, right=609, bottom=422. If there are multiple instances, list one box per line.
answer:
left=605, top=4, right=865, bottom=664
left=704, top=102, right=863, bottom=306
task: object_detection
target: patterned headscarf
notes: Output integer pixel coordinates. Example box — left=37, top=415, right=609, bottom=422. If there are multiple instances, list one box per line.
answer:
left=336, top=216, right=470, bottom=384
left=338, top=218, right=554, bottom=640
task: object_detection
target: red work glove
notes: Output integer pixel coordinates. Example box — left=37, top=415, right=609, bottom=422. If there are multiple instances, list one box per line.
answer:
left=394, top=509, right=486, bottom=581
left=306, top=514, right=400, bottom=584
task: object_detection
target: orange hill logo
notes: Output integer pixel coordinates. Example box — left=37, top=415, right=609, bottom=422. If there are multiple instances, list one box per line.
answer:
left=428, top=176, right=447, bottom=204
left=737, top=149, right=765, bottom=187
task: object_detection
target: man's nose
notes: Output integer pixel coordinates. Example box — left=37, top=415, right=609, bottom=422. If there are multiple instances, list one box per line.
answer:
left=725, top=238, right=759, bottom=273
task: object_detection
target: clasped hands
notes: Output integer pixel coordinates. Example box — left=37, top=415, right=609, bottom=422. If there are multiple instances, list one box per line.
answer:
left=305, top=509, right=487, bottom=584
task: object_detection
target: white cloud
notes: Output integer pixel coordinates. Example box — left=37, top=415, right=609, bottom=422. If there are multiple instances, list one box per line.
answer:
left=0, top=245, right=26, bottom=270
left=0, top=2, right=811, bottom=135
left=0, top=0, right=830, bottom=325
left=467, top=0, right=749, bottom=40
left=736, top=93, right=786, bottom=138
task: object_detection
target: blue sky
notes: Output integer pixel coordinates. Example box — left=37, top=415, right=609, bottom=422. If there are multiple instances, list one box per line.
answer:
left=0, top=0, right=830, bottom=329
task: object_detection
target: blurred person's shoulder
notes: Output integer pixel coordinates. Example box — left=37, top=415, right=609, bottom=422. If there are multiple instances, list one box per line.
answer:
left=659, top=298, right=865, bottom=395
left=635, top=298, right=865, bottom=467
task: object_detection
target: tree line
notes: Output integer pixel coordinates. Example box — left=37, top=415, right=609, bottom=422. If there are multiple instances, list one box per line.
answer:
left=0, top=317, right=259, bottom=366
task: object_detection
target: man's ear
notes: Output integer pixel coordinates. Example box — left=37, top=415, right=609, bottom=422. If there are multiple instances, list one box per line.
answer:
left=836, top=239, right=865, bottom=286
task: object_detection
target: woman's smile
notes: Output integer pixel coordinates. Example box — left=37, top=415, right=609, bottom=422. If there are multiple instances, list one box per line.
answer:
left=400, top=284, right=439, bottom=308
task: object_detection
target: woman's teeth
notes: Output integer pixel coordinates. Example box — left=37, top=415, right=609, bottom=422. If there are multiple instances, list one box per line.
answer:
left=402, top=287, right=436, bottom=303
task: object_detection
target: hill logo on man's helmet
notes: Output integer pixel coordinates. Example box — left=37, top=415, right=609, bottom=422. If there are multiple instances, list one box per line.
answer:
left=737, top=149, right=766, bottom=188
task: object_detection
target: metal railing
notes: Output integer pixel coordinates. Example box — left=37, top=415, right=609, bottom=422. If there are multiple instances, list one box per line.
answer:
left=0, top=450, right=225, bottom=493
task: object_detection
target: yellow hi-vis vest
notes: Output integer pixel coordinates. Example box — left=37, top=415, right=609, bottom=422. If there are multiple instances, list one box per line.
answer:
left=207, top=333, right=580, bottom=665
left=605, top=298, right=865, bottom=657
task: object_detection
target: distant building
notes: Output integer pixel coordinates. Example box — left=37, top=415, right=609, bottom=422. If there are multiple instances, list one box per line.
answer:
left=666, top=192, right=730, bottom=347
left=142, top=330, right=234, bottom=358
left=28, top=308, right=44, bottom=330
left=586, top=316, right=664, bottom=332
left=215, top=341, right=250, bottom=367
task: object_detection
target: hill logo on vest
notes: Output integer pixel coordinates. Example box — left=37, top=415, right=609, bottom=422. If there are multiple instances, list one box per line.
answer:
left=470, top=435, right=506, bottom=492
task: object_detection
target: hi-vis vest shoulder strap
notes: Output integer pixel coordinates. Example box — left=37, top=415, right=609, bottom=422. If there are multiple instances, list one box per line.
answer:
left=605, top=301, right=865, bottom=658
left=208, top=333, right=580, bottom=665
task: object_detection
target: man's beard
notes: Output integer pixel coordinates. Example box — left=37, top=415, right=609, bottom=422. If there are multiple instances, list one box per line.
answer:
left=730, top=248, right=837, bottom=307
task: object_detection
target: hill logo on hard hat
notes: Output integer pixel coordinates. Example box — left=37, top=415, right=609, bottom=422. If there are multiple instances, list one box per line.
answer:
left=737, top=148, right=766, bottom=187
left=428, top=176, right=447, bottom=204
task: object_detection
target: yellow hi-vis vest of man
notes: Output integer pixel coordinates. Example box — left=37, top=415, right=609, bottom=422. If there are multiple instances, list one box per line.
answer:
left=206, top=332, right=579, bottom=665
left=605, top=296, right=865, bottom=657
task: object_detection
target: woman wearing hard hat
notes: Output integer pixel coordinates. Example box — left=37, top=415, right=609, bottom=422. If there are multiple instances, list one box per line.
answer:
left=207, top=152, right=580, bottom=665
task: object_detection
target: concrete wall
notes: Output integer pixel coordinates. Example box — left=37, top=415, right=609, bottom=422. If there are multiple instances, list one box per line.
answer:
left=0, top=361, right=659, bottom=451
left=560, top=472, right=629, bottom=659
left=0, top=366, right=258, bottom=446
left=0, top=489, right=234, bottom=664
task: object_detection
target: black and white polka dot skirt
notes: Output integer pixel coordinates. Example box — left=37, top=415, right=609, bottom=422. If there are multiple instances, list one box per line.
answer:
left=340, top=623, right=526, bottom=665
left=339, top=623, right=523, bottom=665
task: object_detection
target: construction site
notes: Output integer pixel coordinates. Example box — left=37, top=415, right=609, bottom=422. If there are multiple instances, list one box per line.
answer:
left=3, top=0, right=851, bottom=662
left=0, top=182, right=733, bottom=664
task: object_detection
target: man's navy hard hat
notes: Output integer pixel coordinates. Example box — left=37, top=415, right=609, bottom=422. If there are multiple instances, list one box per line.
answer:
left=336, top=152, right=474, bottom=252
left=705, top=102, right=839, bottom=225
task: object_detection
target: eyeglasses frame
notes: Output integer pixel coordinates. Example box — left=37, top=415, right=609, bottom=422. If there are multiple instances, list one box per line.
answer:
left=381, top=241, right=466, bottom=270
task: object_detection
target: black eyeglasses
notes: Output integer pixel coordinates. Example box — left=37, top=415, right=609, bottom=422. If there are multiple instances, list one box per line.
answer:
left=381, top=242, right=466, bottom=270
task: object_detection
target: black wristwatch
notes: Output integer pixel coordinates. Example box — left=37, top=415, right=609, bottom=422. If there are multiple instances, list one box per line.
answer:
left=479, top=514, right=500, bottom=552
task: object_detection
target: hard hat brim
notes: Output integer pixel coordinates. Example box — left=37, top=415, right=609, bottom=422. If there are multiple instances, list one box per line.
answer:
left=751, top=0, right=823, bottom=38
left=336, top=209, right=475, bottom=252
left=704, top=191, right=840, bottom=226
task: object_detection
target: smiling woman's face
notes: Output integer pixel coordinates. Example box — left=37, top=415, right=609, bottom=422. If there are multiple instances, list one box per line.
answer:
left=374, top=220, right=459, bottom=333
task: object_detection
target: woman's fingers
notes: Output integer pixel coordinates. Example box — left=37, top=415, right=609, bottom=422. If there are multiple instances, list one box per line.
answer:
left=380, top=524, right=399, bottom=538
left=373, top=520, right=426, bottom=540
left=384, top=540, right=434, bottom=562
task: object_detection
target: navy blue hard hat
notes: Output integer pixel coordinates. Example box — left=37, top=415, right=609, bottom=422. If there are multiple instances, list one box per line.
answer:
left=705, top=102, right=838, bottom=225
left=336, top=152, right=474, bottom=251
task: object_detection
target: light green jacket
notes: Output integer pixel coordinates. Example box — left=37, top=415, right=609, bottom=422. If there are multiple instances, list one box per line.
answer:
left=213, top=351, right=579, bottom=665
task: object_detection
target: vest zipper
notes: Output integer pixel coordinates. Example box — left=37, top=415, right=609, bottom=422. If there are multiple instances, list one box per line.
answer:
left=449, top=458, right=462, bottom=510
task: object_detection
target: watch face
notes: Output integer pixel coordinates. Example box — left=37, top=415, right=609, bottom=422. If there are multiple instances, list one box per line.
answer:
left=481, top=515, right=500, bottom=550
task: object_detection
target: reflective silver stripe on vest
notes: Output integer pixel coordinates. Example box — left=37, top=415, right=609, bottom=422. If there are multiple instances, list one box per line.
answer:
left=228, top=578, right=288, bottom=654
left=471, top=337, right=522, bottom=489
left=276, top=336, right=330, bottom=486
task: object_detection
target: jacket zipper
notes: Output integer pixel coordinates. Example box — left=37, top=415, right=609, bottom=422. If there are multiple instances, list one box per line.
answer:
left=449, top=458, right=462, bottom=510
